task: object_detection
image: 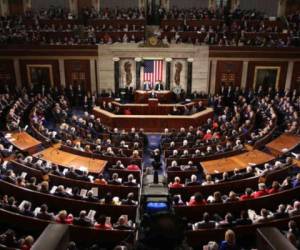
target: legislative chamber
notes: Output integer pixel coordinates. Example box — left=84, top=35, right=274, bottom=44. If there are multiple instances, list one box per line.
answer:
left=0, top=0, right=300, bottom=250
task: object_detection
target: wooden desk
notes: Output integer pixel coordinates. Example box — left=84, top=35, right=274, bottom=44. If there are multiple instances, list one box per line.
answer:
left=266, top=133, right=300, bottom=157
left=201, top=150, right=274, bottom=175
left=35, top=146, right=107, bottom=173
left=5, top=132, right=41, bottom=154
left=111, top=101, right=203, bottom=115
left=134, top=90, right=173, bottom=103
left=93, top=107, right=214, bottom=132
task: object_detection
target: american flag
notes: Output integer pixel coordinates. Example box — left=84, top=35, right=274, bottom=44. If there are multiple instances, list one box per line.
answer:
left=143, top=60, right=163, bottom=85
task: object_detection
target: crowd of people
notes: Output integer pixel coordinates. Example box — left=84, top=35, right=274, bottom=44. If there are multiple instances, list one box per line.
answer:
left=0, top=194, right=134, bottom=231
left=0, top=228, right=34, bottom=250
left=188, top=199, right=300, bottom=230
left=0, top=6, right=299, bottom=47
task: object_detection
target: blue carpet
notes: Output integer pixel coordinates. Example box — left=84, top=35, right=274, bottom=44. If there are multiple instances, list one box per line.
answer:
left=142, top=134, right=166, bottom=175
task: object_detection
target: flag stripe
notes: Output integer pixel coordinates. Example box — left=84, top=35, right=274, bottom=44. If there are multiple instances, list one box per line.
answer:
left=143, top=60, right=163, bottom=86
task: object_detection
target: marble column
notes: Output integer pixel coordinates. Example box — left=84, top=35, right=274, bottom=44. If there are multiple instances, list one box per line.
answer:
left=135, top=57, right=142, bottom=90
left=13, top=59, right=22, bottom=89
left=23, top=0, right=32, bottom=12
left=59, top=59, right=66, bottom=89
left=210, top=60, right=217, bottom=94
left=92, top=0, right=100, bottom=12
left=241, top=61, right=249, bottom=90
left=113, top=57, right=120, bottom=94
left=187, top=58, right=194, bottom=97
left=138, top=0, right=145, bottom=10
left=0, top=0, right=9, bottom=16
left=90, top=59, right=97, bottom=94
left=285, top=61, right=294, bottom=91
left=165, top=58, right=172, bottom=90
left=69, top=0, right=78, bottom=16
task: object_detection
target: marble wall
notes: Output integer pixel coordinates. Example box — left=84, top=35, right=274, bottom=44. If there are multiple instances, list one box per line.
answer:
left=97, top=44, right=210, bottom=93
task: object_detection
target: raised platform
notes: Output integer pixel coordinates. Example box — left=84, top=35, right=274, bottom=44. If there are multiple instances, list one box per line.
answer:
left=266, top=133, right=300, bottom=157
left=201, top=150, right=274, bottom=175
left=5, top=132, right=42, bottom=154
left=35, top=145, right=107, bottom=173
left=93, top=106, right=214, bottom=132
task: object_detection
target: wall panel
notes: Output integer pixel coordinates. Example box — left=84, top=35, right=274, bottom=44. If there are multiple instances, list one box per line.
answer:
left=246, top=61, right=288, bottom=91
left=31, top=0, right=69, bottom=10
left=215, top=60, right=243, bottom=93
left=19, top=60, right=60, bottom=88
left=240, top=0, right=278, bottom=16
left=170, top=0, right=209, bottom=8
left=0, top=60, right=16, bottom=90
left=64, top=60, right=91, bottom=92
left=291, top=62, right=300, bottom=92
left=100, top=0, right=139, bottom=9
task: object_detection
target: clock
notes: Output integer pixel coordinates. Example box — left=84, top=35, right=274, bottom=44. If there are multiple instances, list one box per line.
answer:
left=148, top=36, right=158, bottom=46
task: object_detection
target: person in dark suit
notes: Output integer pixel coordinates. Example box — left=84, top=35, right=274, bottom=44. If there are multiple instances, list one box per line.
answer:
left=235, top=210, right=252, bottom=226
left=73, top=210, right=92, bottom=227
left=20, top=202, right=34, bottom=217
left=220, top=83, right=227, bottom=96
left=149, top=90, right=157, bottom=99
left=143, top=81, right=152, bottom=91
left=121, top=193, right=138, bottom=205
left=36, top=204, right=54, bottom=221
left=65, top=167, right=80, bottom=180
left=271, top=204, right=289, bottom=219
left=123, top=174, right=138, bottom=186
left=186, top=175, right=200, bottom=186
left=194, top=212, right=215, bottom=229
left=154, top=81, right=164, bottom=91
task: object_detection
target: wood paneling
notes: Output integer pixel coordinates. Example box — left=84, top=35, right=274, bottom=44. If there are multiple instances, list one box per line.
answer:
left=215, top=60, right=243, bottom=93
left=0, top=45, right=98, bottom=57
left=286, top=0, right=300, bottom=15
left=64, top=60, right=91, bottom=92
left=9, top=0, right=23, bottom=15
left=0, top=59, right=16, bottom=89
left=246, top=61, right=288, bottom=91
left=291, top=62, right=300, bottom=92
left=78, top=0, right=93, bottom=10
left=209, top=47, right=300, bottom=59
left=19, top=60, right=60, bottom=88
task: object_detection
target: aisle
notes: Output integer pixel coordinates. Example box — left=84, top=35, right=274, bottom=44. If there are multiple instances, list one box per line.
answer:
left=142, top=134, right=166, bottom=175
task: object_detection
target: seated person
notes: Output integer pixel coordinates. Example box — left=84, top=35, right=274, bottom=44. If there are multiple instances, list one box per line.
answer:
left=94, top=215, right=112, bottom=230
left=73, top=210, right=92, bottom=227
left=94, top=174, right=107, bottom=185
left=124, top=174, right=137, bottom=186
left=154, top=81, right=164, bottom=91
left=169, top=176, right=184, bottom=188
left=168, top=160, right=182, bottom=171
left=55, top=210, right=73, bottom=224
left=217, top=213, right=236, bottom=228
left=143, top=81, right=152, bottom=91
left=252, top=183, right=268, bottom=198
left=193, top=212, right=215, bottom=229
left=108, top=173, right=122, bottom=185
left=122, top=193, right=138, bottom=205
left=186, top=175, right=200, bottom=186
left=188, top=192, right=207, bottom=206
left=113, top=215, right=133, bottom=230
left=36, top=204, right=54, bottom=221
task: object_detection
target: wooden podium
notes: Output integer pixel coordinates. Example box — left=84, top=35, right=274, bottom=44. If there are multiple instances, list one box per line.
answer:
left=148, top=98, right=159, bottom=114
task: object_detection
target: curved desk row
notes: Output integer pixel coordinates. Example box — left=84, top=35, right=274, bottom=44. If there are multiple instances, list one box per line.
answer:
left=93, top=107, right=214, bottom=132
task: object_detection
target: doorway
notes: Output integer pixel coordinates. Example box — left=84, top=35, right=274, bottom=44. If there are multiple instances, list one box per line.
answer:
left=146, top=0, right=162, bottom=25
